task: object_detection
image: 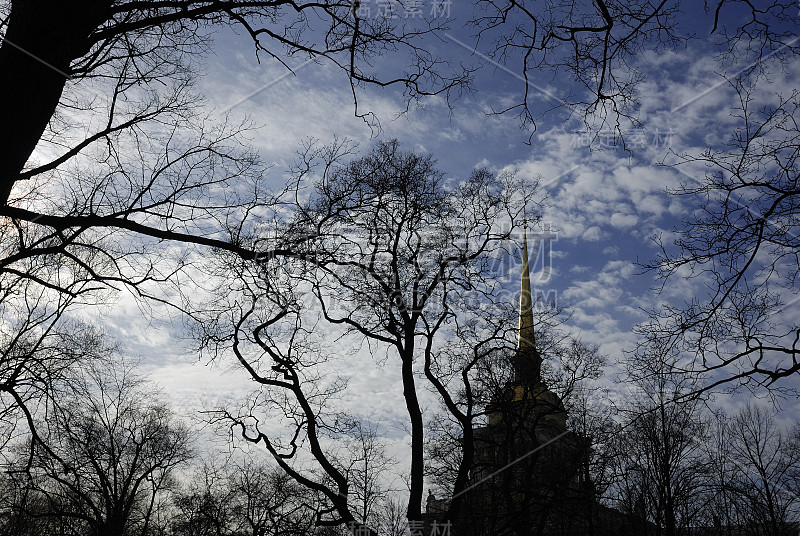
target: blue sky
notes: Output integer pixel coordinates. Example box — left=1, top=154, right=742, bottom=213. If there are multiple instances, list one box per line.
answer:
left=82, top=3, right=800, bottom=445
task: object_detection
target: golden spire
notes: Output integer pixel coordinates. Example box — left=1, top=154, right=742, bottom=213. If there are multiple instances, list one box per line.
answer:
left=517, top=220, right=535, bottom=352
left=514, top=213, right=542, bottom=385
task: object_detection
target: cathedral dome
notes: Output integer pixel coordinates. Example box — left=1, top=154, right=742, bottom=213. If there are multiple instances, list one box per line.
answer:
left=487, top=380, right=567, bottom=429
left=497, top=381, right=565, bottom=410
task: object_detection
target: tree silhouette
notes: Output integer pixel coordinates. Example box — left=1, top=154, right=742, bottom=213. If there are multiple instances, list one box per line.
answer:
left=709, top=404, right=800, bottom=536
left=200, top=140, right=539, bottom=532
left=640, top=80, right=800, bottom=395
left=3, top=357, right=193, bottom=536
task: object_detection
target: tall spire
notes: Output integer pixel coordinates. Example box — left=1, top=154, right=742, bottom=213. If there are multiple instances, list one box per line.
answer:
left=515, top=217, right=541, bottom=384
left=517, top=225, right=535, bottom=352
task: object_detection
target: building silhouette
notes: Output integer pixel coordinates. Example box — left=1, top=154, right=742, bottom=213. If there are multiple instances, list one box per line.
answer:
left=426, top=226, right=641, bottom=536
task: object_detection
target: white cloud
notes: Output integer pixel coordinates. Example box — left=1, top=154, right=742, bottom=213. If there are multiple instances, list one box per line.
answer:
left=582, top=226, right=603, bottom=241
left=610, top=212, right=638, bottom=229
left=602, top=260, right=636, bottom=280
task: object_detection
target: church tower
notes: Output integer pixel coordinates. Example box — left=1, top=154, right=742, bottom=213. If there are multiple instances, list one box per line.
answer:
left=515, top=224, right=543, bottom=384
left=459, top=223, right=579, bottom=536
left=436, top=221, right=641, bottom=536
left=486, top=224, right=566, bottom=430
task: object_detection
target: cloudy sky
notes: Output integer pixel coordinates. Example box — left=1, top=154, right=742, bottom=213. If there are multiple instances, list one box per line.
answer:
left=83, top=3, right=800, bottom=445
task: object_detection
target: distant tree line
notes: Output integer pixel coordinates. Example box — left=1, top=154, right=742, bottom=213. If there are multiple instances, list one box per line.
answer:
left=605, top=353, right=800, bottom=536
left=0, top=326, right=797, bottom=536
left=0, top=333, right=406, bottom=536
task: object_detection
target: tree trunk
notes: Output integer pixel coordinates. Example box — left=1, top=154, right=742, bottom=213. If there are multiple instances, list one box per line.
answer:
left=401, top=333, right=424, bottom=524
left=0, top=0, right=108, bottom=205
